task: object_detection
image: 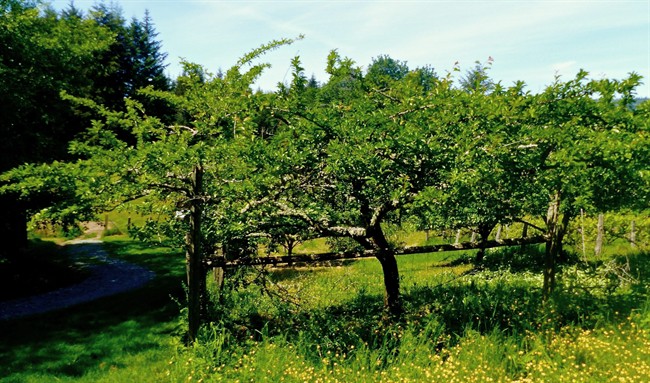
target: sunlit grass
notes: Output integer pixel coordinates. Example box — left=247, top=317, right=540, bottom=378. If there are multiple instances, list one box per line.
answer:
left=2, top=226, right=649, bottom=382
left=183, top=246, right=650, bottom=383
left=293, top=237, right=331, bottom=254
left=166, top=310, right=650, bottom=383
left=97, top=209, right=151, bottom=238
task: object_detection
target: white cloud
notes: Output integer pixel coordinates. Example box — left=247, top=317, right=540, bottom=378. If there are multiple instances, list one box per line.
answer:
left=48, top=0, right=650, bottom=97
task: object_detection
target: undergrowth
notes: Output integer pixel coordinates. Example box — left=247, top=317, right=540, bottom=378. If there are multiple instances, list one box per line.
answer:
left=166, top=247, right=650, bottom=383
left=2, top=238, right=649, bottom=382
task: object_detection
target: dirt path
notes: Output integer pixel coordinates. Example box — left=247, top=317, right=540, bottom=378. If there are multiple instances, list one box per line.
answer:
left=0, top=239, right=155, bottom=321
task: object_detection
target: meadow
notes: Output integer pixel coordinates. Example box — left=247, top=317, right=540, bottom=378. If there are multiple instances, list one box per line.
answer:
left=1, top=224, right=649, bottom=382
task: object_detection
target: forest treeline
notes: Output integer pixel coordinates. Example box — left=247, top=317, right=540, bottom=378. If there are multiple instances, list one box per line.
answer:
left=0, top=0, right=170, bottom=254
left=1, top=2, right=649, bottom=342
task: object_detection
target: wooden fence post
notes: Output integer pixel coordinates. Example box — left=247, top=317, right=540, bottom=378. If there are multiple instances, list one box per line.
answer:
left=214, top=267, right=225, bottom=290
left=594, top=213, right=604, bottom=257
left=186, top=165, right=204, bottom=344
left=580, top=209, right=586, bottom=260
left=520, top=223, right=529, bottom=252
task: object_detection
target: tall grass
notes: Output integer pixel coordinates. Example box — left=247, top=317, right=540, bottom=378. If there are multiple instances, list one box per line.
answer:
left=2, top=233, right=649, bottom=382
left=166, top=246, right=650, bottom=382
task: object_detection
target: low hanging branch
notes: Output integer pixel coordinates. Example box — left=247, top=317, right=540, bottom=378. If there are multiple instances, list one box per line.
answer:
left=204, top=235, right=546, bottom=269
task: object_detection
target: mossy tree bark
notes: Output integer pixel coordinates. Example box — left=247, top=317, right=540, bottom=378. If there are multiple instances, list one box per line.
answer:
left=186, top=165, right=205, bottom=344
left=543, top=193, right=571, bottom=299
left=475, top=222, right=496, bottom=264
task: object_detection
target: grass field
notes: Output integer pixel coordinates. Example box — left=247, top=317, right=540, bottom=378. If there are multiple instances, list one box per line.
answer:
left=1, top=232, right=649, bottom=382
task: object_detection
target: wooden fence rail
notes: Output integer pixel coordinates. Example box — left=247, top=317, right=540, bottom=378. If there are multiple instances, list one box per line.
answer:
left=204, top=235, right=547, bottom=269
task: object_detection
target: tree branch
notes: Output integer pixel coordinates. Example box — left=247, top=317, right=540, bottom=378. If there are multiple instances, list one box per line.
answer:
left=149, top=182, right=191, bottom=196
left=390, top=104, right=436, bottom=120
left=273, top=202, right=367, bottom=239
left=512, top=218, right=546, bottom=233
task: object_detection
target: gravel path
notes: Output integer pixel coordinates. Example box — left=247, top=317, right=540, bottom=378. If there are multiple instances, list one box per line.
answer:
left=0, top=239, right=155, bottom=321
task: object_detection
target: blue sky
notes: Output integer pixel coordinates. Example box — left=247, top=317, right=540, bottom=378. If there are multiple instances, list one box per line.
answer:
left=49, top=0, right=649, bottom=97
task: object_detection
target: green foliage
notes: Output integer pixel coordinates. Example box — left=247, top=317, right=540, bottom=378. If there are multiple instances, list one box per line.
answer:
left=325, top=236, right=365, bottom=253
left=88, top=3, right=171, bottom=111
left=481, top=245, right=548, bottom=271
left=19, top=37, right=273, bottom=260
left=0, top=1, right=174, bottom=257
left=3, top=28, right=648, bottom=346
left=0, top=1, right=112, bottom=169
left=458, top=58, right=495, bottom=92
left=365, top=54, right=410, bottom=87
left=527, top=70, right=647, bottom=217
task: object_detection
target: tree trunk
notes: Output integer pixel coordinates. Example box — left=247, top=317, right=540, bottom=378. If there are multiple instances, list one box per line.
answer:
left=543, top=193, right=571, bottom=299
left=580, top=209, right=587, bottom=260
left=543, top=194, right=559, bottom=299
left=543, top=241, right=557, bottom=299
left=377, top=250, right=402, bottom=319
left=186, top=165, right=205, bottom=344
left=630, top=220, right=636, bottom=248
left=520, top=222, right=529, bottom=252
left=213, top=267, right=225, bottom=290
left=370, top=225, right=402, bottom=320
left=556, top=213, right=570, bottom=263
left=475, top=223, right=495, bottom=264
left=286, top=237, right=295, bottom=266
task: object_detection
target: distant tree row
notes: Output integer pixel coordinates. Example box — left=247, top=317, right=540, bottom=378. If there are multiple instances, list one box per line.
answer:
left=0, top=0, right=170, bottom=257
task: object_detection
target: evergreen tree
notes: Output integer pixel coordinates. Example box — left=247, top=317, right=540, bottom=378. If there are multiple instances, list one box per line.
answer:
left=459, top=59, right=495, bottom=92
left=0, top=0, right=113, bottom=256
left=0, top=0, right=171, bottom=258
left=125, top=10, right=169, bottom=94
left=89, top=1, right=129, bottom=109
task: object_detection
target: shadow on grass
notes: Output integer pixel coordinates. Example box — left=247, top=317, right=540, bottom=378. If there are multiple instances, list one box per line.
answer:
left=0, top=238, right=91, bottom=301
left=0, top=238, right=186, bottom=379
